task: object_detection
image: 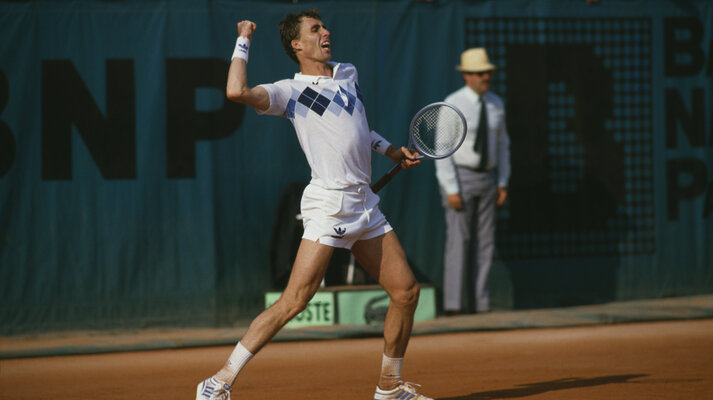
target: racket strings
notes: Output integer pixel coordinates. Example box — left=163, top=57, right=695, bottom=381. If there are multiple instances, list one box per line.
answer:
left=410, top=106, right=466, bottom=158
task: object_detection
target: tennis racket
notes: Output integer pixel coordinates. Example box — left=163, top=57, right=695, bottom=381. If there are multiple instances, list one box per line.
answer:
left=371, top=102, right=467, bottom=193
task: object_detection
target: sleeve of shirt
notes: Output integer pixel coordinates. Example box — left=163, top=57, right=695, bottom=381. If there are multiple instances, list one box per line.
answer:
left=434, top=97, right=462, bottom=195
left=435, top=157, right=460, bottom=195
left=255, top=81, right=291, bottom=116
left=369, top=130, right=392, bottom=156
left=497, top=114, right=511, bottom=188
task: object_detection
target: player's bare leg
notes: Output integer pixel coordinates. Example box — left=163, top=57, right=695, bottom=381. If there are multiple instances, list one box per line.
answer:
left=197, top=239, right=333, bottom=400
left=351, top=231, right=420, bottom=389
left=240, top=239, right=334, bottom=353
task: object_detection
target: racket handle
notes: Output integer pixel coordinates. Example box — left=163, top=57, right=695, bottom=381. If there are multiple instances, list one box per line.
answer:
left=371, top=163, right=403, bottom=193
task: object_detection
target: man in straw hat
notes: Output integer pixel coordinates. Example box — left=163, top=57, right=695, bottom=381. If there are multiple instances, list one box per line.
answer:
left=435, top=47, right=511, bottom=316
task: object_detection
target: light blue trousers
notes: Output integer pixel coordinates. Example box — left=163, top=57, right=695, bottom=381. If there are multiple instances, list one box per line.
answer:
left=441, top=168, right=497, bottom=313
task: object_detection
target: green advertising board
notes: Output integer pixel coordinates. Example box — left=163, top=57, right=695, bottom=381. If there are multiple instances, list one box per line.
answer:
left=335, top=286, right=436, bottom=326
left=264, top=291, right=336, bottom=329
left=265, top=285, right=436, bottom=329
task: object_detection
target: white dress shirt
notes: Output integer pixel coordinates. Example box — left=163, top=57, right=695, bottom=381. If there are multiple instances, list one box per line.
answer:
left=435, top=86, right=511, bottom=194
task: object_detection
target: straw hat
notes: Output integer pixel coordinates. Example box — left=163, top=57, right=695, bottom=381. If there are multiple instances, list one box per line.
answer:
left=455, top=48, right=496, bottom=72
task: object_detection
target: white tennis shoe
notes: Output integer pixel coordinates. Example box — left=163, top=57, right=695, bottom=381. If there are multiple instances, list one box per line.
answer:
left=374, top=382, right=433, bottom=400
left=196, top=376, right=232, bottom=400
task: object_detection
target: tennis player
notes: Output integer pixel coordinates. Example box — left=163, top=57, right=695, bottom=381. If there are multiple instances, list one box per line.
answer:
left=195, top=9, right=434, bottom=400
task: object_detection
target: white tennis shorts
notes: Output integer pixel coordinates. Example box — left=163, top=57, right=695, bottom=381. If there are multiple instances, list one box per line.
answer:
left=300, top=183, right=392, bottom=249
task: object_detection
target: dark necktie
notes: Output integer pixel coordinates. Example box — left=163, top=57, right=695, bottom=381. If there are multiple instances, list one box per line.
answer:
left=474, top=97, right=488, bottom=171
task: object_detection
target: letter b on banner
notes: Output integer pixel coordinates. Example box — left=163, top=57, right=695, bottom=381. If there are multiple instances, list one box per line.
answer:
left=507, top=43, right=624, bottom=235
left=465, top=17, right=655, bottom=258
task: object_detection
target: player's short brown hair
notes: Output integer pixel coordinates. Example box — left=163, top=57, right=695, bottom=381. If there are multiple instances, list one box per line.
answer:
left=279, top=8, right=322, bottom=64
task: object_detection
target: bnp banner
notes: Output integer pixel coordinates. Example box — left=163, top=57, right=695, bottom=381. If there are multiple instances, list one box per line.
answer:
left=0, top=0, right=711, bottom=334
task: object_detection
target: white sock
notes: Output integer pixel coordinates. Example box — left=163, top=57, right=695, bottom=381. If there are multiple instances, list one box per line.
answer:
left=379, top=354, right=403, bottom=389
left=215, top=342, right=254, bottom=386
left=376, top=386, right=400, bottom=394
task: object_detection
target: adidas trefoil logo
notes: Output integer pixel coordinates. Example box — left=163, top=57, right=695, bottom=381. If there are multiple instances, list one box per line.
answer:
left=371, top=139, right=383, bottom=151
left=331, top=226, right=347, bottom=239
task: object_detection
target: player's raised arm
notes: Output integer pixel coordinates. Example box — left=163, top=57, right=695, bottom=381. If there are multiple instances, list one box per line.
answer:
left=226, top=20, right=270, bottom=111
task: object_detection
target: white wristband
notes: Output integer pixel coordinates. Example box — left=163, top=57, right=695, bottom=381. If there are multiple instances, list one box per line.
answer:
left=370, top=130, right=392, bottom=156
left=232, top=37, right=250, bottom=63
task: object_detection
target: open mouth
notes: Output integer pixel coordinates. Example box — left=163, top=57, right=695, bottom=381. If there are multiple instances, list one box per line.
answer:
left=321, top=41, right=331, bottom=50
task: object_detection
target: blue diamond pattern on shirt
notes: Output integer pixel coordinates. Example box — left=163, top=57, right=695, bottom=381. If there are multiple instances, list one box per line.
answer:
left=320, top=88, right=336, bottom=100
left=285, top=98, right=296, bottom=119
left=297, top=87, right=318, bottom=106
left=332, top=91, right=345, bottom=107
left=295, top=101, right=309, bottom=118
left=345, top=87, right=358, bottom=112
left=355, top=82, right=364, bottom=103
left=296, top=87, right=330, bottom=116
left=327, top=98, right=344, bottom=116
left=291, top=84, right=366, bottom=119
left=312, top=92, right=331, bottom=115
left=331, top=88, right=355, bottom=115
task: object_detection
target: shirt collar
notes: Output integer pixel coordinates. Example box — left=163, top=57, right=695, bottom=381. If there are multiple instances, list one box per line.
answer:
left=294, top=61, right=339, bottom=83
left=464, top=85, right=487, bottom=103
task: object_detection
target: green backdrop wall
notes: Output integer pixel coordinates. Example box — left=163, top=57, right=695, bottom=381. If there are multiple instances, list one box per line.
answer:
left=1, top=0, right=711, bottom=334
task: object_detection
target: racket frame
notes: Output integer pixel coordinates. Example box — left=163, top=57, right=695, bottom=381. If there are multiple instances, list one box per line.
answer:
left=371, top=102, right=467, bottom=193
left=407, top=101, right=467, bottom=160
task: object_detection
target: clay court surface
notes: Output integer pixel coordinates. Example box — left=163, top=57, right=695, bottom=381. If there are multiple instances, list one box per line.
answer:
left=1, top=318, right=711, bottom=399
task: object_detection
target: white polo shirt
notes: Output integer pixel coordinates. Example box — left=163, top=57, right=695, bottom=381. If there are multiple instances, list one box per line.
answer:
left=257, top=62, right=393, bottom=248
left=258, top=62, right=389, bottom=190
